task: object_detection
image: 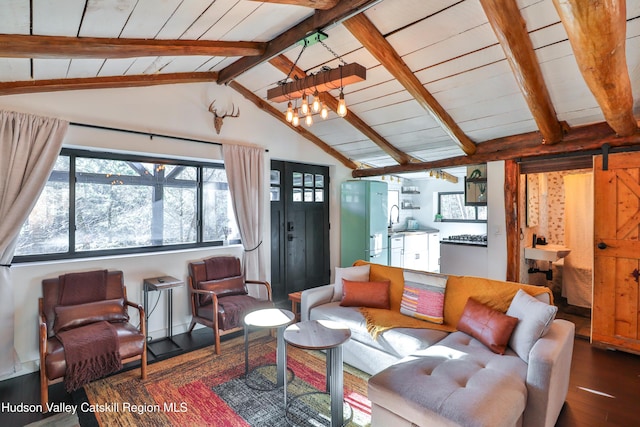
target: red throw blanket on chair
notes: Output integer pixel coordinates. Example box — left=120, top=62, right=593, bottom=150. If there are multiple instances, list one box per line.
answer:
left=57, top=321, right=122, bottom=392
left=56, top=270, right=122, bottom=392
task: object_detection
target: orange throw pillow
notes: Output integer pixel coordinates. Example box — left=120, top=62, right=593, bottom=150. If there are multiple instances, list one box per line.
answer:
left=457, top=297, right=519, bottom=355
left=340, top=279, right=391, bottom=309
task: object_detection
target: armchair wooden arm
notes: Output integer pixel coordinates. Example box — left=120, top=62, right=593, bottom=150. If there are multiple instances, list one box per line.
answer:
left=124, top=300, right=147, bottom=379
left=246, top=279, right=272, bottom=300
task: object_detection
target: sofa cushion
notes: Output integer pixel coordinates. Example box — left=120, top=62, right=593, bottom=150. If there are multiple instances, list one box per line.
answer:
left=340, top=279, right=390, bottom=309
left=506, top=289, right=558, bottom=362
left=368, top=331, right=527, bottom=427
left=309, top=302, right=448, bottom=359
left=400, top=270, right=447, bottom=324
left=457, top=298, right=519, bottom=355
left=332, top=265, right=370, bottom=302
left=54, top=298, right=128, bottom=334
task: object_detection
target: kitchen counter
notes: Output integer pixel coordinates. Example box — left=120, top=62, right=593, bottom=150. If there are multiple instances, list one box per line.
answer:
left=388, top=228, right=439, bottom=237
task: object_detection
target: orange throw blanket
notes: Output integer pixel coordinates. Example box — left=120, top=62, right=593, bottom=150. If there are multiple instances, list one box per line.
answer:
left=354, top=261, right=553, bottom=339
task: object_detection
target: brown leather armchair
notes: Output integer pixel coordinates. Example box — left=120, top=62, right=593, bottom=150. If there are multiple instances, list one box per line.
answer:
left=38, top=270, right=147, bottom=410
left=187, top=256, right=273, bottom=354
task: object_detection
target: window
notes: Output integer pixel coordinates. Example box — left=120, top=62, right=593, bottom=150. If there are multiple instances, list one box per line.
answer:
left=14, top=149, right=239, bottom=261
left=438, top=192, right=487, bottom=222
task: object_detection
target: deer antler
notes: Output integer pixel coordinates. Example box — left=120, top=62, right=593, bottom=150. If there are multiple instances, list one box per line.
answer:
left=208, top=101, right=240, bottom=134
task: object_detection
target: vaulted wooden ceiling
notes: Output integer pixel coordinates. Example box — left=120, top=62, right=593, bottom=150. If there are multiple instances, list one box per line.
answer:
left=0, top=0, right=639, bottom=176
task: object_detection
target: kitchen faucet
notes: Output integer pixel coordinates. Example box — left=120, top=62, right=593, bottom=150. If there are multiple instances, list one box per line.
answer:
left=389, top=204, right=400, bottom=228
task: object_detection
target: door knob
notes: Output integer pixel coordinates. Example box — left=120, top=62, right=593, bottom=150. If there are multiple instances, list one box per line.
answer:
left=287, top=234, right=294, bottom=241
left=597, top=242, right=607, bottom=250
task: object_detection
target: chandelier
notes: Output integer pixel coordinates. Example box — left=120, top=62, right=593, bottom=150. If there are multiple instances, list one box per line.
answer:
left=267, top=32, right=366, bottom=127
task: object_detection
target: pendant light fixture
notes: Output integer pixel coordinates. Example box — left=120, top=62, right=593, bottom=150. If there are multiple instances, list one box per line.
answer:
left=267, top=32, right=366, bottom=127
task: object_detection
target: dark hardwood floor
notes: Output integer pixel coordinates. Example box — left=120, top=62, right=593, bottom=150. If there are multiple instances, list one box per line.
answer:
left=1, top=326, right=639, bottom=426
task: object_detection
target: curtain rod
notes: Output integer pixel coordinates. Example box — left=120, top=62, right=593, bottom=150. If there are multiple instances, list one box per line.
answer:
left=70, top=122, right=269, bottom=152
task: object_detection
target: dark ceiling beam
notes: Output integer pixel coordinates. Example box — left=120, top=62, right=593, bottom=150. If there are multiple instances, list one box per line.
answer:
left=216, top=0, right=381, bottom=84
left=0, top=72, right=218, bottom=96
left=480, top=0, right=564, bottom=144
left=552, top=0, right=637, bottom=136
left=229, top=80, right=359, bottom=169
left=352, top=121, right=640, bottom=177
left=249, top=0, right=340, bottom=10
left=0, top=34, right=265, bottom=59
left=343, top=13, right=477, bottom=156
left=268, top=54, right=415, bottom=165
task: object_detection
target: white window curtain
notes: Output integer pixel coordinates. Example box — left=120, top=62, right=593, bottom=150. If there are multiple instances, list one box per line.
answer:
left=0, top=111, right=68, bottom=377
left=222, top=144, right=266, bottom=284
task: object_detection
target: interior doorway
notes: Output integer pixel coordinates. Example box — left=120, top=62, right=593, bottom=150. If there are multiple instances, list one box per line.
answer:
left=270, top=160, right=330, bottom=303
left=519, top=166, right=593, bottom=339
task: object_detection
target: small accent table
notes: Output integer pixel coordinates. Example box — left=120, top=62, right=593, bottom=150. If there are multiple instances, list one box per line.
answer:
left=288, top=291, right=302, bottom=321
left=244, top=308, right=295, bottom=392
left=143, top=275, right=184, bottom=357
left=284, top=320, right=352, bottom=427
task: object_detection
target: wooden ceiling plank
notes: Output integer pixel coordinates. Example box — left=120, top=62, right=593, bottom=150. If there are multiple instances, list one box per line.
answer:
left=343, top=13, right=477, bottom=156
left=352, top=121, right=640, bottom=177
left=0, top=72, right=218, bottom=96
left=480, top=0, right=563, bottom=144
left=552, top=0, right=638, bottom=136
left=216, top=0, right=381, bottom=84
left=0, top=34, right=267, bottom=59
left=248, top=0, right=340, bottom=10
left=268, top=54, right=414, bottom=164
left=228, top=79, right=358, bottom=169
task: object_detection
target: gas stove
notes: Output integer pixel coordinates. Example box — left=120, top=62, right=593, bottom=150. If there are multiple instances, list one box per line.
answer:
left=441, top=234, right=488, bottom=246
left=446, top=234, right=487, bottom=242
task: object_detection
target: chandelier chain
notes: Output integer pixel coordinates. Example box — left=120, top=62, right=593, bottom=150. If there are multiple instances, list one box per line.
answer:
left=319, top=40, right=347, bottom=66
left=279, top=44, right=307, bottom=85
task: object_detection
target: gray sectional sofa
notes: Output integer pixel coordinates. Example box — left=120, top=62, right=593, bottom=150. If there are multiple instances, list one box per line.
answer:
left=300, top=261, right=575, bottom=427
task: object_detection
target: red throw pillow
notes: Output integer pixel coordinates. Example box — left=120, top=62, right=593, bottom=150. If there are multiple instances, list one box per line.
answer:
left=457, top=298, right=519, bottom=355
left=340, top=279, right=391, bottom=309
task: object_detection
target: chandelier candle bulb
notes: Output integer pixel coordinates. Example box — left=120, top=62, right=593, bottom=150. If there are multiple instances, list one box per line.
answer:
left=285, top=102, right=293, bottom=122
left=321, top=103, right=328, bottom=119
left=312, top=91, right=321, bottom=112
left=337, top=90, right=347, bottom=117
left=292, top=110, right=300, bottom=127
left=305, top=111, right=313, bottom=126
left=301, top=96, right=309, bottom=115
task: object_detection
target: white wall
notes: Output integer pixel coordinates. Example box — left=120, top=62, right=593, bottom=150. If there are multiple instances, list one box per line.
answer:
left=0, top=82, right=352, bottom=376
left=487, top=161, right=507, bottom=281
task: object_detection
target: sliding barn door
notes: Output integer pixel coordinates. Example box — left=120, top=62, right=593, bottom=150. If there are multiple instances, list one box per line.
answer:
left=593, top=152, right=640, bottom=353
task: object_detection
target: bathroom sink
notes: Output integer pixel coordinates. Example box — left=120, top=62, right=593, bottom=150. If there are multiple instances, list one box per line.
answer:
left=524, top=245, right=571, bottom=262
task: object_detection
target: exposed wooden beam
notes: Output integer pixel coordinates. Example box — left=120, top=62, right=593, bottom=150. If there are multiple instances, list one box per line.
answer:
left=216, top=0, right=381, bottom=84
left=552, top=0, right=637, bottom=136
left=249, top=0, right=340, bottom=10
left=480, top=0, right=564, bottom=145
left=504, top=159, right=520, bottom=282
left=0, top=34, right=266, bottom=59
left=0, top=72, right=218, bottom=96
left=343, top=13, right=477, bottom=156
left=268, top=55, right=414, bottom=165
left=228, top=80, right=358, bottom=169
left=352, top=121, right=640, bottom=177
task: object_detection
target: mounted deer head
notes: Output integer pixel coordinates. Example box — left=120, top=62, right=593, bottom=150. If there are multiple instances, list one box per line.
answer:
left=208, top=100, right=240, bottom=134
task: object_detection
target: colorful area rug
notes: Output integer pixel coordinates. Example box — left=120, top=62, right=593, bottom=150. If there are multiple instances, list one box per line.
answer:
left=82, top=334, right=371, bottom=426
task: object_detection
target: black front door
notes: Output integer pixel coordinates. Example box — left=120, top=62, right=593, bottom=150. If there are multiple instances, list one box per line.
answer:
left=270, top=161, right=330, bottom=302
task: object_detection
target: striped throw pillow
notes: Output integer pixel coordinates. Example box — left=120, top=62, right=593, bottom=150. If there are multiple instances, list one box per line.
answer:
left=400, top=271, right=448, bottom=324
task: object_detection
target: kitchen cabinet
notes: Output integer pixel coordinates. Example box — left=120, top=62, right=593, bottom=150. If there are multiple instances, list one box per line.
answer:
left=399, top=231, right=440, bottom=272
left=440, top=242, right=488, bottom=277
left=389, top=234, right=404, bottom=267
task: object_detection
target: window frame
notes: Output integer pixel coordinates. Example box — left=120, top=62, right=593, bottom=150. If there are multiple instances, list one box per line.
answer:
left=13, top=148, right=240, bottom=263
left=437, top=191, right=487, bottom=223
